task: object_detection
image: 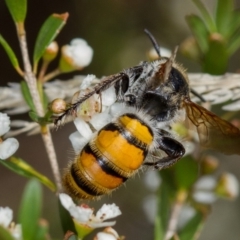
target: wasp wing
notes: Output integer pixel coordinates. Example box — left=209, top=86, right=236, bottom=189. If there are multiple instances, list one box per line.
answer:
left=54, top=65, right=144, bottom=125
left=184, top=98, right=240, bottom=155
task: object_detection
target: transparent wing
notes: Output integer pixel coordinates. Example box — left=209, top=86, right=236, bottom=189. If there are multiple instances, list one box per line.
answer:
left=184, top=98, right=240, bottom=155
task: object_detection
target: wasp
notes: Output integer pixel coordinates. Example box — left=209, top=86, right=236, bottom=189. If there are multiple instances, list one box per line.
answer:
left=56, top=30, right=240, bottom=200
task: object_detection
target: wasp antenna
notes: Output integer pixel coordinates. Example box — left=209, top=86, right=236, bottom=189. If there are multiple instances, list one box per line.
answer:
left=144, top=29, right=161, bottom=58
left=163, top=46, right=178, bottom=82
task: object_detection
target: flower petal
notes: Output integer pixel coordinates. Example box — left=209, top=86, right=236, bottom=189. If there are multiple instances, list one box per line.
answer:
left=0, top=207, right=13, bottom=228
left=73, top=118, right=93, bottom=140
left=69, top=131, right=88, bottom=154
left=101, top=86, right=116, bottom=107
left=0, top=113, right=10, bottom=136
left=95, top=232, right=118, bottom=240
left=0, top=138, right=19, bottom=160
left=59, top=193, right=75, bottom=210
left=95, top=204, right=121, bottom=221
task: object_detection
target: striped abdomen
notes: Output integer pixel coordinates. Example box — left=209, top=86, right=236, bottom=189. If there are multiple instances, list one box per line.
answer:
left=63, top=113, right=154, bottom=200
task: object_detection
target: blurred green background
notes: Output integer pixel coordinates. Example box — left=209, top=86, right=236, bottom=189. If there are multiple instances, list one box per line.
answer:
left=0, top=0, right=240, bottom=239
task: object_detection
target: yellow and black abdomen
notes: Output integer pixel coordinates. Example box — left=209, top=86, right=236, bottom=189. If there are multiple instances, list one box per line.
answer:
left=63, top=113, right=154, bottom=200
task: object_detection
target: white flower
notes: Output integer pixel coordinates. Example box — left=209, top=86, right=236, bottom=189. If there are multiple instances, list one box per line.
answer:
left=215, top=173, right=239, bottom=199
left=148, top=47, right=171, bottom=60
left=0, top=206, right=22, bottom=240
left=142, top=195, right=157, bottom=224
left=95, top=232, right=117, bottom=240
left=79, top=74, right=97, bottom=90
left=0, top=113, right=10, bottom=136
left=10, top=223, right=22, bottom=240
left=71, top=75, right=116, bottom=122
left=0, top=138, right=19, bottom=160
left=61, top=38, right=93, bottom=70
left=0, top=112, right=19, bottom=160
left=192, top=176, right=217, bottom=204
left=0, top=207, right=13, bottom=228
left=0, top=83, right=29, bottom=115
left=178, top=205, right=196, bottom=230
left=59, top=193, right=121, bottom=228
left=143, top=170, right=161, bottom=191
left=94, top=227, right=120, bottom=240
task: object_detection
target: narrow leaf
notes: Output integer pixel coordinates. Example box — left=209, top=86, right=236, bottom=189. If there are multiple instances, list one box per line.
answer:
left=228, top=27, right=240, bottom=55
left=0, top=226, right=14, bottom=240
left=20, top=81, right=36, bottom=112
left=226, top=10, right=240, bottom=38
left=18, top=179, right=42, bottom=240
left=33, top=13, right=69, bottom=66
left=203, top=35, right=228, bottom=74
left=155, top=171, right=175, bottom=238
left=154, top=215, right=163, bottom=240
left=215, top=0, right=233, bottom=36
left=0, top=35, right=21, bottom=72
left=37, top=81, right=49, bottom=111
left=5, top=0, right=27, bottom=22
left=174, top=156, right=198, bottom=190
left=186, top=15, right=209, bottom=54
left=179, top=211, right=204, bottom=240
left=192, top=0, right=217, bottom=32
left=0, top=156, right=56, bottom=192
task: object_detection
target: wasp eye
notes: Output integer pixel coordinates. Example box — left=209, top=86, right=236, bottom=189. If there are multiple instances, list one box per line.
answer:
left=124, top=94, right=136, bottom=105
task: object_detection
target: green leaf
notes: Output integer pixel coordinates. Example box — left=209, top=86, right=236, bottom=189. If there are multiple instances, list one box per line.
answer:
left=192, top=0, right=217, bottom=32
left=154, top=214, right=164, bottom=240
left=228, top=27, right=240, bottom=55
left=155, top=173, right=175, bottom=238
left=33, top=13, right=69, bottom=66
left=215, top=0, right=233, bottom=36
left=226, top=10, right=240, bottom=39
left=37, top=81, right=49, bottom=111
left=0, top=157, right=56, bottom=192
left=0, top=34, right=21, bottom=71
left=174, top=156, right=198, bottom=190
left=20, top=80, right=36, bottom=112
left=18, top=179, right=42, bottom=240
left=5, top=0, right=27, bottom=22
left=58, top=198, right=76, bottom=235
left=186, top=15, right=209, bottom=54
left=179, top=211, right=204, bottom=240
left=28, top=111, right=39, bottom=122
left=203, top=34, right=229, bottom=74
left=0, top=226, right=14, bottom=240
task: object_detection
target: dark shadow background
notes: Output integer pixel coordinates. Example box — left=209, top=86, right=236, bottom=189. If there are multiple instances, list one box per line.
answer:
left=0, top=0, right=240, bottom=239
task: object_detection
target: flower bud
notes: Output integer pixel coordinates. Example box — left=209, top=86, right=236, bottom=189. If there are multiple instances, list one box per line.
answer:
left=180, top=37, right=201, bottom=61
left=147, top=47, right=171, bottom=61
left=201, top=155, right=219, bottom=175
left=42, top=41, right=59, bottom=62
left=49, top=98, right=67, bottom=114
left=215, top=173, right=239, bottom=199
left=59, top=38, right=93, bottom=73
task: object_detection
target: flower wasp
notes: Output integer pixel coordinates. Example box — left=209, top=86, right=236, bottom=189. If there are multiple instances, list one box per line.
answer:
left=55, top=30, right=240, bottom=200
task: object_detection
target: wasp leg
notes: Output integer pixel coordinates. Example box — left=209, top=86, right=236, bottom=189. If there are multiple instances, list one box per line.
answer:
left=144, top=136, right=185, bottom=170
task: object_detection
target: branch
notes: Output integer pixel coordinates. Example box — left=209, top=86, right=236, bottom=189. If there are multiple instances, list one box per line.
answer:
left=16, top=22, right=62, bottom=192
